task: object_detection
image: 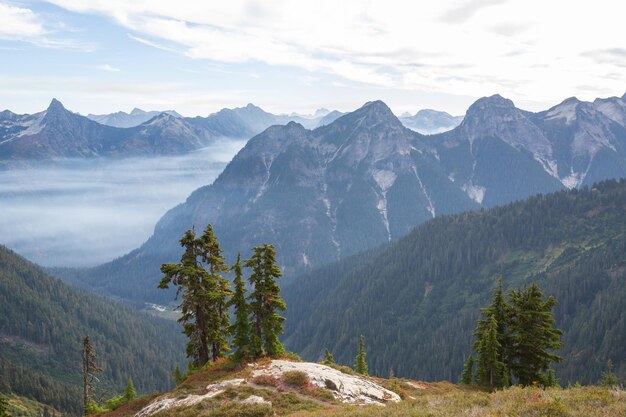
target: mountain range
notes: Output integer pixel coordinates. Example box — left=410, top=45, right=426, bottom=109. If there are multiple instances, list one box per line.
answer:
left=87, top=108, right=183, bottom=128
left=0, top=100, right=469, bottom=161
left=56, top=92, right=626, bottom=306
left=0, top=101, right=341, bottom=160
left=282, top=179, right=626, bottom=384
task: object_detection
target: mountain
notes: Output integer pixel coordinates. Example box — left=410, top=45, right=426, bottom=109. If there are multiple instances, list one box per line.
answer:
left=0, top=99, right=211, bottom=159
left=0, top=100, right=344, bottom=160
left=57, top=93, right=626, bottom=306
left=282, top=179, right=626, bottom=385
left=399, top=109, right=464, bottom=134
left=0, top=244, right=185, bottom=416
left=87, top=108, right=182, bottom=128
left=59, top=100, right=478, bottom=303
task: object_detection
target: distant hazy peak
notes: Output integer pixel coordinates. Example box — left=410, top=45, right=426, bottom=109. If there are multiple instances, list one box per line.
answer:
left=130, top=108, right=146, bottom=115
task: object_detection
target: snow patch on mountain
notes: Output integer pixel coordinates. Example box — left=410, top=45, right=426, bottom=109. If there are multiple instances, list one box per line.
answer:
left=412, top=167, right=436, bottom=217
left=373, top=169, right=397, bottom=191
left=546, top=100, right=578, bottom=124
left=462, top=182, right=486, bottom=204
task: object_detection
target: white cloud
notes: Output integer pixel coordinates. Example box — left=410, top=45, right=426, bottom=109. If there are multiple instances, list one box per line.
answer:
left=0, top=1, right=93, bottom=50
left=0, top=2, right=45, bottom=39
left=97, top=64, right=121, bottom=72
left=42, top=0, right=626, bottom=108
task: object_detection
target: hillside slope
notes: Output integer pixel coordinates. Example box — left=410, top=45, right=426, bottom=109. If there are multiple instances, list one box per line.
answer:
left=283, top=179, right=626, bottom=385
left=0, top=245, right=186, bottom=416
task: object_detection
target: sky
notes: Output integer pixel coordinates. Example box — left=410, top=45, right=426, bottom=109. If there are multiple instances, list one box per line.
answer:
left=1, top=0, right=625, bottom=117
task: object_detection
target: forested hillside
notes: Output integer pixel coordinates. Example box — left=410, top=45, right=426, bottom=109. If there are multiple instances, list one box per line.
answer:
left=283, top=179, right=626, bottom=385
left=0, top=246, right=186, bottom=416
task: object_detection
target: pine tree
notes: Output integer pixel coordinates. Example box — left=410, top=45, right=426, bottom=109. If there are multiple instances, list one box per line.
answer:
left=245, top=244, right=286, bottom=358
left=172, top=365, right=184, bottom=385
left=198, top=224, right=232, bottom=362
left=508, top=284, right=562, bottom=386
left=461, top=354, right=474, bottom=385
left=474, top=315, right=508, bottom=390
left=483, top=277, right=513, bottom=377
left=228, top=253, right=252, bottom=361
left=599, top=359, right=619, bottom=388
left=159, top=225, right=232, bottom=366
left=82, top=336, right=102, bottom=416
left=322, top=349, right=335, bottom=365
left=123, top=379, right=136, bottom=402
left=0, top=394, right=11, bottom=417
left=354, top=335, right=368, bottom=376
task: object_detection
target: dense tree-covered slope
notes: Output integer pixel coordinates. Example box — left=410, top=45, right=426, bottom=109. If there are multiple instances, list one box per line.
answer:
left=0, top=245, right=185, bottom=416
left=283, top=179, right=626, bottom=385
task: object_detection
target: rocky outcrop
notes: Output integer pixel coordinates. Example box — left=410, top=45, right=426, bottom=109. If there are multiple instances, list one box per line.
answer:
left=250, top=360, right=401, bottom=405
left=133, top=360, right=400, bottom=417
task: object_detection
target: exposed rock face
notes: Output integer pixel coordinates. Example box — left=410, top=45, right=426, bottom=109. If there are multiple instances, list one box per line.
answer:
left=134, top=379, right=245, bottom=417
left=250, top=360, right=401, bottom=405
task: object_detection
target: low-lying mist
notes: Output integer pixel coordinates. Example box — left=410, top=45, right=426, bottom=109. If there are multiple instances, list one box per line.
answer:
left=0, top=138, right=247, bottom=267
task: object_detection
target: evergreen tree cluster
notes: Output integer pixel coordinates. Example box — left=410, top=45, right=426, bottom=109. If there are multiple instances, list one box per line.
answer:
left=159, top=225, right=286, bottom=367
left=463, top=278, right=562, bottom=389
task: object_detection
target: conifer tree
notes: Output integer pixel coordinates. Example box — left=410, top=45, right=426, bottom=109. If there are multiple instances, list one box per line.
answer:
left=480, top=277, right=513, bottom=379
left=123, top=379, right=136, bottom=402
left=354, top=335, right=369, bottom=376
left=599, top=359, right=619, bottom=388
left=322, top=349, right=335, bottom=365
left=461, top=354, right=474, bottom=385
left=159, top=225, right=232, bottom=366
left=198, top=224, right=232, bottom=361
left=229, top=253, right=252, bottom=361
left=172, top=365, right=184, bottom=385
left=245, top=244, right=286, bottom=358
left=82, top=336, right=101, bottom=416
left=474, top=315, right=508, bottom=389
left=508, top=284, right=562, bottom=386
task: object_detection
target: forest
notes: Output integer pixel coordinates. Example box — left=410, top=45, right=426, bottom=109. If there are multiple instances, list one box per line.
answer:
left=0, top=246, right=186, bottom=416
left=283, top=179, right=626, bottom=385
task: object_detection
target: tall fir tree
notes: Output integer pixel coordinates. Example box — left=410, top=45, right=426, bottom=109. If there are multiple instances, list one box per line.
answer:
left=172, top=365, right=183, bottom=385
left=508, top=284, right=562, bottom=386
left=479, top=276, right=513, bottom=382
left=228, top=253, right=252, bottom=361
left=159, top=226, right=232, bottom=366
left=198, top=224, right=232, bottom=361
left=461, top=354, right=474, bottom=385
left=474, top=315, right=508, bottom=389
left=245, top=244, right=286, bottom=358
left=354, top=335, right=369, bottom=376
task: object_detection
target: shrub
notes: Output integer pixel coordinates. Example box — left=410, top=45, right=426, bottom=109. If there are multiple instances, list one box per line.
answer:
left=283, top=371, right=309, bottom=388
left=251, top=375, right=280, bottom=388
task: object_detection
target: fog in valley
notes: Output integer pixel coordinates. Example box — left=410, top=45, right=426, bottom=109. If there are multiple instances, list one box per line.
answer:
left=0, top=138, right=247, bottom=267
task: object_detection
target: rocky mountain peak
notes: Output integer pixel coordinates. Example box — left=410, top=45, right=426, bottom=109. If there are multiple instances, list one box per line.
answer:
left=465, top=94, right=515, bottom=116
left=130, top=108, right=146, bottom=115
left=46, top=98, right=66, bottom=113
left=622, top=92, right=626, bottom=100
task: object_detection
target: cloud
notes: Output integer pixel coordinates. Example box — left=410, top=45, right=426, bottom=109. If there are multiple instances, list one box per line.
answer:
left=0, top=1, right=92, bottom=50
left=0, top=2, right=45, bottom=39
left=0, top=140, right=247, bottom=267
left=439, top=0, right=509, bottom=23
left=97, top=64, right=121, bottom=72
left=16, top=0, right=626, bottom=111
